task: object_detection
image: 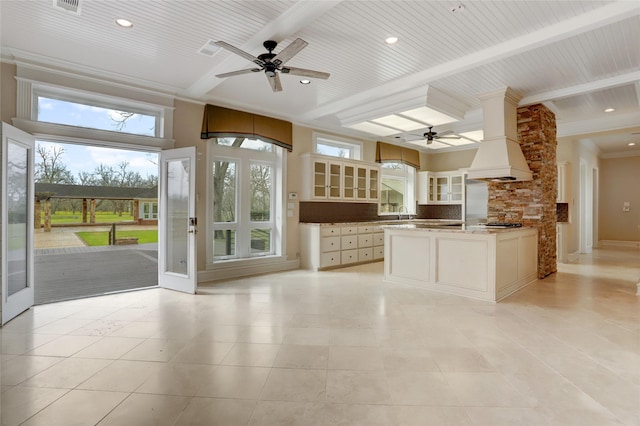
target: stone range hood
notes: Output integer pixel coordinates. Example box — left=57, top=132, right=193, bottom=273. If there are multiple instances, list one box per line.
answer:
left=467, top=87, right=533, bottom=182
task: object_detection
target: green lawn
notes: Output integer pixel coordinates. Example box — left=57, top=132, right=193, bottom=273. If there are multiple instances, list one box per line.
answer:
left=49, top=211, right=135, bottom=224
left=76, top=230, right=158, bottom=247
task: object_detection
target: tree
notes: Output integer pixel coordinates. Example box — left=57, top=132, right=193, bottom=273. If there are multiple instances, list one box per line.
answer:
left=35, top=145, right=75, bottom=184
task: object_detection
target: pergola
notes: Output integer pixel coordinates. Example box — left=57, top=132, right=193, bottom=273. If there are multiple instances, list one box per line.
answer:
left=34, top=183, right=157, bottom=231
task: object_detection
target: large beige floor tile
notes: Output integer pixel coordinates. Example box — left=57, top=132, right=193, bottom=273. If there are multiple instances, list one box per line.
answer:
left=72, top=336, right=144, bottom=359
left=260, top=368, right=326, bottom=402
left=393, top=406, right=472, bottom=426
left=21, top=357, right=111, bottom=389
left=0, top=333, right=58, bottom=355
left=430, top=347, right=496, bottom=372
left=136, top=363, right=216, bottom=396
left=20, top=389, right=128, bottom=426
left=196, top=365, right=270, bottom=399
left=171, top=339, right=234, bottom=364
left=248, top=401, right=325, bottom=426
left=120, top=337, right=187, bottom=362
left=97, top=393, right=190, bottom=426
left=273, top=345, right=329, bottom=369
left=237, top=326, right=285, bottom=344
left=77, top=359, right=163, bottom=392
left=328, top=346, right=384, bottom=370
left=385, top=371, right=460, bottom=406
left=0, top=355, right=63, bottom=386
left=26, top=335, right=101, bottom=357
left=173, top=397, right=256, bottom=426
left=220, top=343, right=281, bottom=367
left=323, top=403, right=398, bottom=426
left=326, top=370, right=392, bottom=404
left=1, top=386, right=67, bottom=426
left=382, top=348, right=440, bottom=372
left=464, top=407, right=551, bottom=425
left=67, top=319, right=130, bottom=336
left=444, top=372, right=537, bottom=407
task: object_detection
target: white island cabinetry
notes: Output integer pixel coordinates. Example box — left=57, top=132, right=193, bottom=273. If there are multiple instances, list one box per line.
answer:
left=384, top=225, right=538, bottom=302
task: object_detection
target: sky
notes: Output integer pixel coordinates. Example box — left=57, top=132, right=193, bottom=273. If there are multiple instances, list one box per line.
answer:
left=36, top=96, right=159, bottom=180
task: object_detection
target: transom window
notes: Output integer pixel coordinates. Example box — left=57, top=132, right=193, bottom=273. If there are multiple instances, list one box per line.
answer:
left=313, top=134, right=362, bottom=160
left=380, top=162, right=415, bottom=215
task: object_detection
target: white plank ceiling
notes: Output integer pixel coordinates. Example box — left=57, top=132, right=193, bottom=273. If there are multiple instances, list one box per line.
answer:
left=1, top=0, right=639, bottom=155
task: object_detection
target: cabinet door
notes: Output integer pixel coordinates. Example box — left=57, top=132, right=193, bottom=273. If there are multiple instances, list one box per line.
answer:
left=356, top=166, right=368, bottom=200
left=368, top=167, right=379, bottom=201
left=436, top=176, right=450, bottom=202
left=328, top=162, right=342, bottom=199
left=450, top=175, right=463, bottom=202
left=312, top=160, right=327, bottom=198
left=343, top=163, right=355, bottom=199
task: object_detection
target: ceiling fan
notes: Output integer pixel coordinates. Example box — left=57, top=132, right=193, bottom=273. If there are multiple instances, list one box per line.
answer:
left=402, top=126, right=461, bottom=145
left=214, top=38, right=330, bottom=92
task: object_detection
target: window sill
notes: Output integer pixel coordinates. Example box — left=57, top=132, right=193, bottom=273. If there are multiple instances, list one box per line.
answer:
left=207, top=254, right=286, bottom=271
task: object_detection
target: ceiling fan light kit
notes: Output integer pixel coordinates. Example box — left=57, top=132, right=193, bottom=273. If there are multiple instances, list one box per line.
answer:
left=214, top=38, right=330, bottom=92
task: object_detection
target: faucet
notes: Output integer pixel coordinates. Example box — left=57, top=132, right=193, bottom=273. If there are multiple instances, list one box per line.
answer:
left=398, top=206, right=409, bottom=221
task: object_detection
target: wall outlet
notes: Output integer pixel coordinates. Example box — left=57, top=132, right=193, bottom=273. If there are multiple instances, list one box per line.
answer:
left=288, top=192, right=298, bottom=200
left=623, top=201, right=630, bottom=212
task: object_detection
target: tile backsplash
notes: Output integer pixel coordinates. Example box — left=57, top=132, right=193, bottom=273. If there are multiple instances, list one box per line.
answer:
left=299, top=202, right=462, bottom=223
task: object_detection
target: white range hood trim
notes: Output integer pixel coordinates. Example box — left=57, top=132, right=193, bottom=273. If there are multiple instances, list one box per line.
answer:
left=466, top=137, right=533, bottom=181
left=467, top=87, right=533, bottom=182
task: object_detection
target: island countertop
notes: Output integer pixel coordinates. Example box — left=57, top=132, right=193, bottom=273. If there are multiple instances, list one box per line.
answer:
left=381, top=223, right=533, bottom=234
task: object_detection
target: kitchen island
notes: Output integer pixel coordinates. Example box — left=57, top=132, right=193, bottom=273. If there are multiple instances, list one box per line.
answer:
left=384, top=224, right=538, bottom=302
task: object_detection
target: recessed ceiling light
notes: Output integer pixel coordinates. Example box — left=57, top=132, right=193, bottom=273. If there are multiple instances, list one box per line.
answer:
left=299, top=79, right=311, bottom=85
left=604, top=107, right=615, bottom=113
left=450, top=4, right=465, bottom=13
left=628, top=142, right=637, bottom=146
left=115, top=18, right=133, bottom=28
left=385, top=36, right=398, bottom=45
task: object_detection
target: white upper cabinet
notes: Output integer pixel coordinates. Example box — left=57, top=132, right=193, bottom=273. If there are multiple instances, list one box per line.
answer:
left=417, top=170, right=464, bottom=205
left=301, top=153, right=380, bottom=202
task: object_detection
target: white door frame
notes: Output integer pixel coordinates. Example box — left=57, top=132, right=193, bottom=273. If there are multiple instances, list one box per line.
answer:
left=1, top=123, right=35, bottom=325
left=158, top=146, right=197, bottom=294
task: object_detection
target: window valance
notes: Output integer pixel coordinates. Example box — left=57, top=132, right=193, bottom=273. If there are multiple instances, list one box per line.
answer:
left=375, top=141, right=420, bottom=169
left=201, top=104, right=293, bottom=151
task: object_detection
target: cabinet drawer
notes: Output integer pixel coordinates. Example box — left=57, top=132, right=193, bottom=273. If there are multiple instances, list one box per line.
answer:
left=320, top=226, right=340, bottom=237
left=341, top=235, right=358, bottom=250
left=358, top=234, right=373, bottom=247
left=358, top=225, right=374, bottom=234
left=358, top=247, right=373, bottom=262
left=373, top=246, right=384, bottom=259
left=341, top=249, right=358, bottom=264
left=320, top=236, right=340, bottom=252
left=373, top=232, right=384, bottom=246
left=341, top=226, right=358, bottom=235
left=320, top=252, right=341, bottom=268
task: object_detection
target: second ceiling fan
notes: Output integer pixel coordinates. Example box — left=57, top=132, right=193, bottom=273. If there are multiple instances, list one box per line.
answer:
left=214, top=38, right=330, bottom=92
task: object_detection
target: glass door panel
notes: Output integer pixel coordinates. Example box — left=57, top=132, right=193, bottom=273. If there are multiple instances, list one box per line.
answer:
left=343, top=164, right=355, bottom=199
left=313, top=161, right=327, bottom=198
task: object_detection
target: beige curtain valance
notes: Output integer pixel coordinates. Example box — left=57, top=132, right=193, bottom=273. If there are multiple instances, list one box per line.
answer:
left=201, top=104, right=293, bottom=151
left=375, top=141, right=420, bottom=169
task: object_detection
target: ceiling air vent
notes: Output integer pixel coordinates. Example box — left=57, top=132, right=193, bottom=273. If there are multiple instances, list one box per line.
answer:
left=198, top=39, right=220, bottom=57
left=52, top=0, right=82, bottom=15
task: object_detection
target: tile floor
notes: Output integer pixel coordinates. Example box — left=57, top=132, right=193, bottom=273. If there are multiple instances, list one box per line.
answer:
left=1, top=245, right=639, bottom=425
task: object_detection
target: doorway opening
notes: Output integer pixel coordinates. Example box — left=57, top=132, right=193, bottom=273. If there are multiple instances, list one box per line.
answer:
left=34, top=140, right=159, bottom=304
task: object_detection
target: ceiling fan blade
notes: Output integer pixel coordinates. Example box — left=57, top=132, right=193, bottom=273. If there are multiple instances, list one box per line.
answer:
left=281, top=66, right=330, bottom=79
left=216, top=68, right=261, bottom=78
left=272, top=38, right=308, bottom=66
left=215, top=41, right=264, bottom=66
left=437, top=135, right=461, bottom=140
left=266, top=73, right=283, bottom=92
left=437, top=130, right=455, bottom=136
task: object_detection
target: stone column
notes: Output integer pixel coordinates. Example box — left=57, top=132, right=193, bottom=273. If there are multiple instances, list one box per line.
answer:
left=133, top=200, right=140, bottom=223
left=34, top=199, right=41, bottom=229
left=90, top=199, right=96, bottom=224
left=43, top=200, right=52, bottom=232
left=82, top=198, right=88, bottom=223
left=488, top=103, right=557, bottom=278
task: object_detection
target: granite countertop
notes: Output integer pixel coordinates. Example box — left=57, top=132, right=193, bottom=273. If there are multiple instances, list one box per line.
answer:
left=382, top=223, right=535, bottom=234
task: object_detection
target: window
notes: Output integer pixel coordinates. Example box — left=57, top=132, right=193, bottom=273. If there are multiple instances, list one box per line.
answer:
left=380, top=162, right=415, bottom=215
left=209, top=137, right=283, bottom=262
left=141, top=202, right=158, bottom=220
left=313, top=134, right=362, bottom=160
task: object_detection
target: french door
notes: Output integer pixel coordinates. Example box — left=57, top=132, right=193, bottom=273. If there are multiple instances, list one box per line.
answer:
left=1, top=123, right=35, bottom=325
left=158, top=147, right=197, bottom=293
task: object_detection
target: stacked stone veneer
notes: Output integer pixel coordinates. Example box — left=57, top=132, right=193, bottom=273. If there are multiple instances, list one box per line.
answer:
left=487, top=104, right=557, bottom=278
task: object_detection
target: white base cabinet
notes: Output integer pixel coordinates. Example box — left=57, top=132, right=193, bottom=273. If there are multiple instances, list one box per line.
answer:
left=300, top=223, right=384, bottom=271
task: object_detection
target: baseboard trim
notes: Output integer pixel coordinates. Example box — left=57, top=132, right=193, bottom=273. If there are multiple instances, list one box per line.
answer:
left=598, top=240, right=640, bottom=248
left=198, top=259, right=300, bottom=283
